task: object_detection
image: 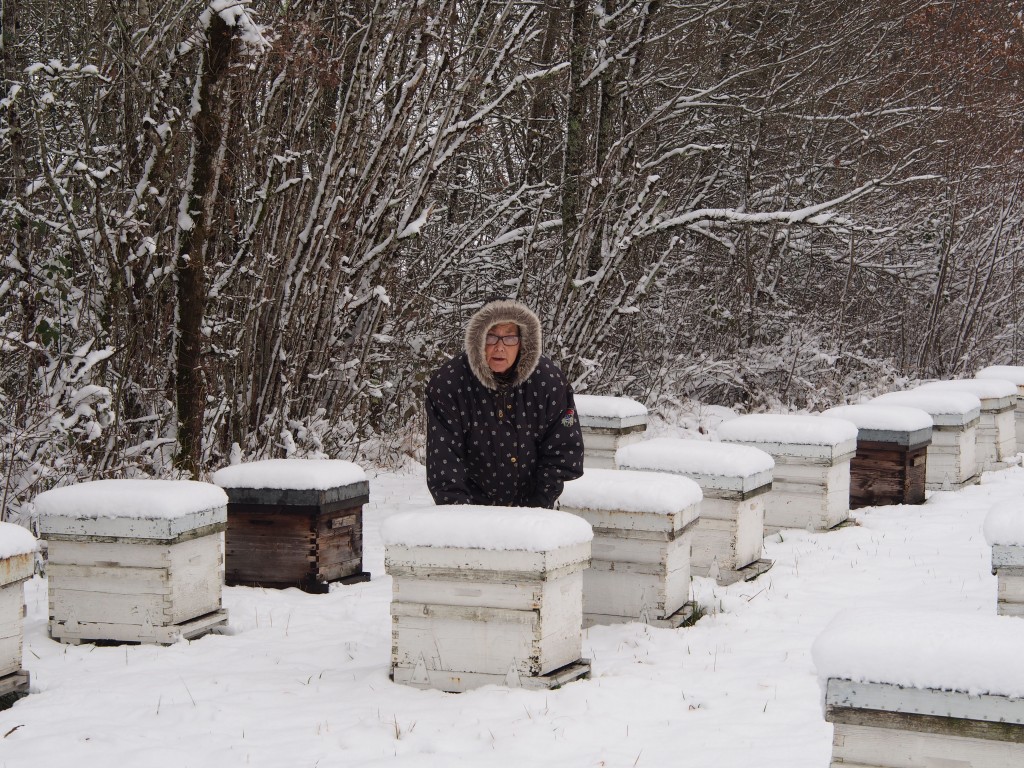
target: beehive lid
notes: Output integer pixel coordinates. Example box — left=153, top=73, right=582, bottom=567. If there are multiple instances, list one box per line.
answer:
left=918, top=379, right=1017, bottom=412
left=977, top=365, right=1024, bottom=388
left=813, top=608, right=1024, bottom=700
left=616, top=437, right=774, bottom=494
left=382, top=505, right=592, bottom=552
left=0, top=522, right=37, bottom=586
left=559, top=467, right=701, bottom=531
left=872, top=389, right=981, bottom=426
left=383, top=505, right=593, bottom=576
left=212, top=459, right=369, bottom=505
left=821, top=404, right=933, bottom=447
left=574, top=394, right=648, bottom=429
left=35, top=479, right=228, bottom=540
left=716, top=414, right=858, bottom=460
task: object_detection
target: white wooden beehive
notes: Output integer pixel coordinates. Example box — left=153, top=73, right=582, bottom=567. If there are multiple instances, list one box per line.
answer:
left=919, top=379, right=1018, bottom=472
left=559, top=467, right=702, bottom=626
left=985, top=503, right=1024, bottom=618
left=615, top=437, right=774, bottom=585
left=34, top=479, right=229, bottom=645
left=383, top=506, right=592, bottom=692
left=574, top=394, right=648, bottom=469
left=717, top=414, right=857, bottom=533
left=813, top=610, right=1024, bottom=768
left=874, top=389, right=982, bottom=490
left=0, top=523, right=37, bottom=697
left=977, top=366, right=1024, bottom=454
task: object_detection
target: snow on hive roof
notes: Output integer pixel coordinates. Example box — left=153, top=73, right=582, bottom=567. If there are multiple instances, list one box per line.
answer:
left=560, top=467, right=702, bottom=513
left=212, top=459, right=366, bottom=490
left=574, top=394, right=647, bottom=419
left=984, top=501, right=1024, bottom=547
left=716, top=414, right=858, bottom=446
left=34, top=479, right=228, bottom=520
left=918, top=378, right=1018, bottom=401
left=872, top=389, right=981, bottom=419
left=977, top=365, right=1024, bottom=386
left=0, top=521, right=38, bottom=559
left=821, top=404, right=933, bottom=432
left=812, top=609, right=1024, bottom=699
left=616, top=437, right=774, bottom=478
left=380, top=505, right=593, bottom=552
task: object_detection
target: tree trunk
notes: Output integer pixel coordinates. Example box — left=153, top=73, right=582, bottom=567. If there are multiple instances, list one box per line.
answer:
left=174, top=11, right=235, bottom=476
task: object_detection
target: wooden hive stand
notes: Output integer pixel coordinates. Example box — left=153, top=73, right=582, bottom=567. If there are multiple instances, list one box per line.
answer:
left=616, top=437, right=774, bottom=585
left=560, top=467, right=701, bottom=627
left=717, top=414, right=858, bottom=533
left=0, top=523, right=37, bottom=699
left=873, top=389, right=981, bottom=491
left=977, top=365, right=1024, bottom=455
left=985, top=502, right=1024, bottom=617
left=919, top=379, right=1019, bottom=472
left=574, top=394, right=647, bottom=469
left=35, top=480, right=229, bottom=645
left=822, top=404, right=933, bottom=509
left=212, top=459, right=370, bottom=593
left=384, top=505, right=593, bottom=693
left=813, top=609, right=1024, bottom=768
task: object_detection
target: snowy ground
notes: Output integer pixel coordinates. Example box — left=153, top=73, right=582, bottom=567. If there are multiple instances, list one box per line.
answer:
left=2, top=459, right=1021, bottom=768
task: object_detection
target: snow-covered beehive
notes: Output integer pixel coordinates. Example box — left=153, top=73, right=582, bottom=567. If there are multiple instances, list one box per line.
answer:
left=977, top=365, right=1024, bottom=454
left=821, top=404, right=933, bottom=509
left=383, top=505, right=592, bottom=692
left=918, top=379, right=1018, bottom=472
left=985, top=502, right=1024, bottom=618
left=212, top=459, right=370, bottom=593
left=717, top=414, right=857, bottom=533
left=872, top=389, right=981, bottom=491
left=574, top=394, right=647, bottom=469
left=35, top=480, right=228, bottom=645
left=813, top=609, right=1024, bottom=768
left=559, top=468, right=701, bottom=626
left=0, top=523, right=37, bottom=698
left=615, top=438, right=774, bottom=585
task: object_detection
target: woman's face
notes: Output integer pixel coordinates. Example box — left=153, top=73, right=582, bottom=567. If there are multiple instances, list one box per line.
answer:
left=485, top=322, right=520, bottom=374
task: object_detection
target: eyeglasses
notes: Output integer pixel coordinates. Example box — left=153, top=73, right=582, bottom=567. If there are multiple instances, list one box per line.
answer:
left=485, top=334, right=521, bottom=347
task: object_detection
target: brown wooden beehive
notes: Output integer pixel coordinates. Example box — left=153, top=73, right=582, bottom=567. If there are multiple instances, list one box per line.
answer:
left=213, top=460, right=370, bottom=593
left=823, top=405, right=933, bottom=509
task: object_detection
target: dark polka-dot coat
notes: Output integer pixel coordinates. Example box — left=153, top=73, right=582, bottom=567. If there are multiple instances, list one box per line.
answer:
left=425, top=352, right=584, bottom=508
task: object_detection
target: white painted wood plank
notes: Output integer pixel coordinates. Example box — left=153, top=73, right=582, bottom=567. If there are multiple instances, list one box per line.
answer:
left=992, top=547, right=1024, bottom=569
left=393, top=577, right=544, bottom=611
left=0, top=552, right=34, bottom=588
left=832, top=722, right=1024, bottom=768
left=391, top=658, right=590, bottom=692
left=561, top=504, right=698, bottom=535
left=39, top=506, right=225, bottom=540
left=827, top=679, right=1024, bottom=725
left=50, top=588, right=171, bottom=626
left=46, top=539, right=173, bottom=568
left=0, top=583, right=24, bottom=620
left=47, top=563, right=173, bottom=595
left=49, top=609, right=227, bottom=645
left=392, top=606, right=577, bottom=677
left=581, top=431, right=644, bottom=451
left=167, top=535, right=224, bottom=624
left=0, top=633, right=22, bottom=678
left=386, top=541, right=591, bottom=575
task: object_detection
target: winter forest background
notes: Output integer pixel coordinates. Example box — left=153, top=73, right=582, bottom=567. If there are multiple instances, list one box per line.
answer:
left=1, top=0, right=1022, bottom=523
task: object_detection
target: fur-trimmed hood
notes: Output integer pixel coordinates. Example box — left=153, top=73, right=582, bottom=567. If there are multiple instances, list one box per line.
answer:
left=464, top=299, right=542, bottom=389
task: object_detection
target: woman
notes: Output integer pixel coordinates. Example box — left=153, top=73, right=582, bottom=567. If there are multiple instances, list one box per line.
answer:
left=425, top=298, right=584, bottom=508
